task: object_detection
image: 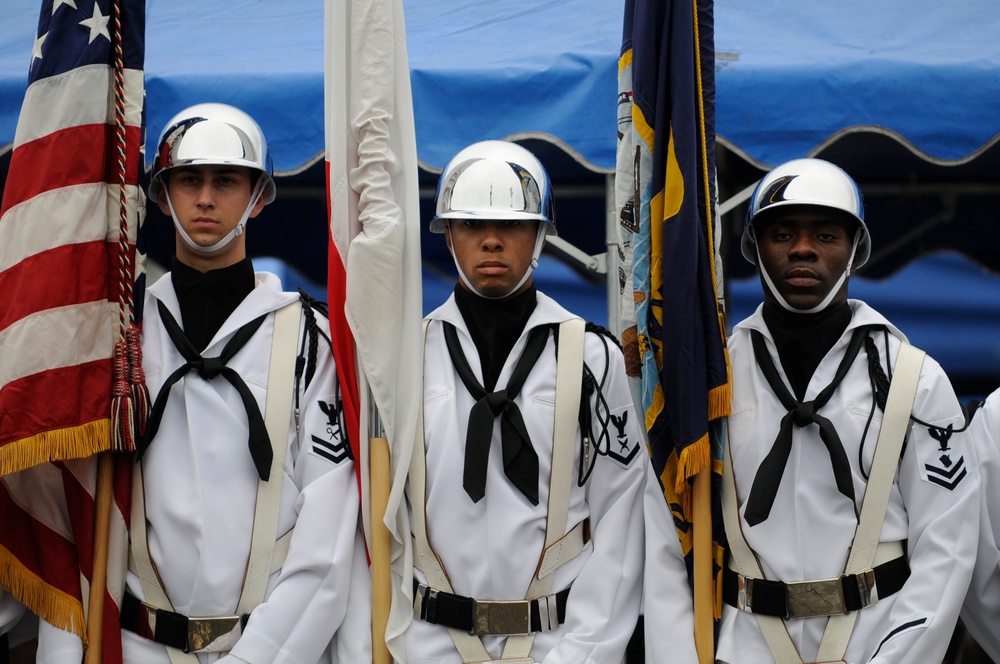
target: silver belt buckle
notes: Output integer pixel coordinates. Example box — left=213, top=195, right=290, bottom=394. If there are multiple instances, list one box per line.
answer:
left=785, top=577, right=847, bottom=619
left=186, top=615, right=244, bottom=653
left=736, top=574, right=753, bottom=612
left=854, top=569, right=876, bottom=608
left=472, top=599, right=531, bottom=635
left=413, top=584, right=435, bottom=619
left=535, top=593, right=560, bottom=632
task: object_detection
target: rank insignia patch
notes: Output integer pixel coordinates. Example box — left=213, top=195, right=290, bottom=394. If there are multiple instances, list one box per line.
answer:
left=918, top=424, right=967, bottom=491
left=599, top=406, right=641, bottom=468
left=312, top=400, right=352, bottom=464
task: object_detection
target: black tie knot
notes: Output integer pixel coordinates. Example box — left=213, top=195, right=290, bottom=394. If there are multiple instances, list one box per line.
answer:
left=792, top=401, right=816, bottom=427
left=443, top=321, right=550, bottom=506
left=196, top=356, right=226, bottom=380
left=139, top=301, right=273, bottom=482
left=743, top=327, right=869, bottom=526
left=485, top=390, right=508, bottom=416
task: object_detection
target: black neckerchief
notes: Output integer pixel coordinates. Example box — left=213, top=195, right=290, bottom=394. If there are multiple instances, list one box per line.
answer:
left=454, top=284, right=537, bottom=391
left=171, top=256, right=255, bottom=352
left=139, top=302, right=272, bottom=481
left=443, top=321, right=549, bottom=505
left=762, top=301, right=852, bottom=400
left=744, top=324, right=867, bottom=526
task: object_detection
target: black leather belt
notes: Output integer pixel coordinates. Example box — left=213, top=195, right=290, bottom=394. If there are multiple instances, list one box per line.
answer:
left=413, top=580, right=570, bottom=635
left=121, top=590, right=249, bottom=653
left=723, top=555, right=910, bottom=619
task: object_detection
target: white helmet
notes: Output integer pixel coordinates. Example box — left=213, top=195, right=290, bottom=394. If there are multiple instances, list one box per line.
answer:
left=150, top=103, right=275, bottom=204
left=742, top=158, right=869, bottom=269
left=149, top=103, right=274, bottom=254
left=433, top=140, right=555, bottom=299
left=431, top=140, right=555, bottom=235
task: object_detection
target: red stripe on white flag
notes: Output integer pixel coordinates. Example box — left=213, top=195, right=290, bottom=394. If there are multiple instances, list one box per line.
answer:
left=324, top=0, right=423, bottom=657
left=325, top=160, right=363, bottom=486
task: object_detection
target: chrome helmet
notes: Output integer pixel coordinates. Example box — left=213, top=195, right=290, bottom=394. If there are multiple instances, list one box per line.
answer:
left=741, top=158, right=869, bottom=268
left=148, top=103, right=275, bottom=204
left=431, top=140, right=555, bottom=235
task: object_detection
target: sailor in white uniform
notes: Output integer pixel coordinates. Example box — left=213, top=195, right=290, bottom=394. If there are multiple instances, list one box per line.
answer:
left=718, top=158, right=979, bottom=664
left=960, top=392, right=1000, bottom=662
left=403, top=141, right=694, bottom=664
left=104, top=103, right=366, bottom=664
left=0, top=593, right=26, bottom=662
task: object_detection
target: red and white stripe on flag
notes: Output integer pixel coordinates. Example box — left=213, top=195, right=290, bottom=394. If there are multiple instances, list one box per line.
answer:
left=324, top=0, right=423, bottom=657
left=0, top=458, right=130, bottom=661
left=0, top=0, right=143, bottom=659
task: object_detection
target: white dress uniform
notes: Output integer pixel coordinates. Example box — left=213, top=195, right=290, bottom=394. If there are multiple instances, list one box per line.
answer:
left=406, top=292, right=648, bottom=664
left=0, top=591, right=22, bottom=629
left=718, top=300, right=979, bottom=664
left=0, top=591, right=26, bottom=649
left=960, top=390, right=1000, bottom=662
left=123, top=271, right=369, bottom=664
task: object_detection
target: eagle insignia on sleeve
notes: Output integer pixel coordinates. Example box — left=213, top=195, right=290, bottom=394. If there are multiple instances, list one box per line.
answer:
left=601, top=407, right=641, bottom=468
left=918, top=424, right=967, bottom=491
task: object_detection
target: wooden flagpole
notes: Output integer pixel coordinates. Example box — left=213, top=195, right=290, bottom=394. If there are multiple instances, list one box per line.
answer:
left=86, top=0, right=146, bottom=656
left=84, top=453, right=114, bottom=664
left=85, top=0, right=129, bottom=657
left=370, top=424, right=392, bottom=662
left=692, top=467, right=714, bottom=663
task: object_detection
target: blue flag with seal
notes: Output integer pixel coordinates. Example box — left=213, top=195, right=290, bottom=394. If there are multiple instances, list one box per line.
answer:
left=615, top=0, right=729, bottom=658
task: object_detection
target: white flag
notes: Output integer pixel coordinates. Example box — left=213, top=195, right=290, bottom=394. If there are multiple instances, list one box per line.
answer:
left=324, top=0, right=422, bottom=659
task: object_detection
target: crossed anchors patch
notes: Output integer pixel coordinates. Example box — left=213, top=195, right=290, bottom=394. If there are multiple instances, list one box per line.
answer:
left=599, top=406, right=641, bottom=468
left=917, top=424, right=967, bottom=491
left=310, top=400, right=353, bottom=464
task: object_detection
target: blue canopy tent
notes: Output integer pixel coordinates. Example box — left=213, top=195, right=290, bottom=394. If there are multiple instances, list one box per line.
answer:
left=3, top=0, right=1000, bottom=395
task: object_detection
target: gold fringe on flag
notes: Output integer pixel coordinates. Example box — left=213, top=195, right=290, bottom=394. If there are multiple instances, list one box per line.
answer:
left=676, top=434, right=711, bottom=497
left=674, top=376, right=731, bottom=497
left=0, top=419, right=110, bottom=477
left=0, top=546, right=88, bottom=645
left=707, top=381, right=732, bottom=424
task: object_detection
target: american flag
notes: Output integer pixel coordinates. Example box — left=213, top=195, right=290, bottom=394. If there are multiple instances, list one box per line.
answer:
left=324, top=0, right=422, bottom=658
left=0, top=0, right=145, bottom=661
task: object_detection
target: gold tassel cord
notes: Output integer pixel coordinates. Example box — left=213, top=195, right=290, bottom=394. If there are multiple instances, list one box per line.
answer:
left=109, top=0, right=149, bottom=453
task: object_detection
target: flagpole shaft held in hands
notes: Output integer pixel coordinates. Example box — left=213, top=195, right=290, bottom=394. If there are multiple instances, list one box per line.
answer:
left=693, top=466, right=714, bottom=663
left=370, top=404, right=392, bottom=663
left=84, top=452, right=114, bottom=664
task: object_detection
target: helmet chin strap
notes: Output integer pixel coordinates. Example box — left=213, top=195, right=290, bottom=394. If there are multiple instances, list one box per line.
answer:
left=166, top=177, right=266, bottom=255
left=758, top=232, right=860, bottom=314
left=449, top=222, right=548, bottom=300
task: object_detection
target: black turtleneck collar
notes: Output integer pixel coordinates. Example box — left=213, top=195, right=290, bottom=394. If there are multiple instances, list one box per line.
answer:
left=454, top=284, right=538, bottom=391
left=762, top=300, right=852, bottom=400
left=171, top=256, right=255, bottom=352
